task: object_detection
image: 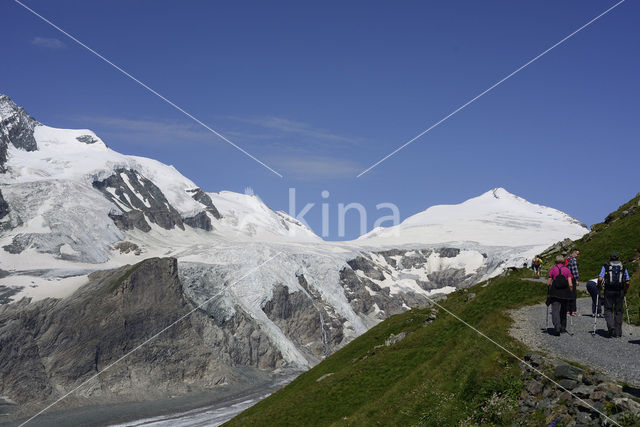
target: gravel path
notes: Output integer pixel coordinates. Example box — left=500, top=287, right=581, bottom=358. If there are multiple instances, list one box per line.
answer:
left=510, top=297, right=640, bottom=386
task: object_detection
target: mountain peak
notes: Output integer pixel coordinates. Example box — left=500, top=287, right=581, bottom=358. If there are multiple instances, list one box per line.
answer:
left=480, top=187, right=517, bottom=200
left=356, top=187, right=588, bottom=247
left=0, top=94, right=37, bottom=125
left=1, top=94, right=40, bottom=172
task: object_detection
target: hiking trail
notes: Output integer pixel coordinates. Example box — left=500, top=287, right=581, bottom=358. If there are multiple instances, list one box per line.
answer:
left=510, top=297, right=640, bottom=386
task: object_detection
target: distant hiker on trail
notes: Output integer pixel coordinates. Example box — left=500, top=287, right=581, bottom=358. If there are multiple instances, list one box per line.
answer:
left=546, top=255, right=575, bottom=336
left=565, top=249, right=580, bottom=316
left=598, top=252, right=630, bottom=338
left=586, top=278, right=602, bottom=317
left=532, top=255, right=542, bottom=279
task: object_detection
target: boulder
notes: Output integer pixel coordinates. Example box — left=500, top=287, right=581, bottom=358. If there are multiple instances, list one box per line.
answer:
left=595, top=382, right=622, bottom=394
left=575, top=411, right=592, bottom=425
left=385, top=332, right=406, bottom=346
left=571, top=385, right=595, bottom=399
left=558, top=379, right=579, bottom=390
left=554, top=364, right=585, bottom=382
left=525, top=379, right=544, bottom=395
left=612, top=397, right=640, bottom=415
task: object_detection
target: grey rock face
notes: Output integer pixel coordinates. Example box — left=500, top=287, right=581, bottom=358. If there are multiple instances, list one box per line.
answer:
left=0, top=258, right=286, bottom=413
left=261, top=283, right=327, bottom=362
left=109, top=210, right=152, bottom=232
left=346, top=256, right=386, bottom=281
left=113, top=241, right=141, bottom=255
left=427, top=268, right=470, bottom=288
left=76, top=134, right=98, bottom=144
left=187, top=188, right=222, bottom=219
left=94, top=168, right=185, bottom=231
left=0, top=188, right=8, bottom=219
left=437, top=248, right=461, bottom=258
left=0, top=94, right=39, bottom=173
left=183, top=211, right=212, bottom=231
left=94, top=170, right=215, bottom=232
left=339, top=266, right=422, bottom=321
left=296, top=274, right=346, bottom=356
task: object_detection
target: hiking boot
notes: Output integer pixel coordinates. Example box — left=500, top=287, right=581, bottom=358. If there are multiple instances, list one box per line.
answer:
left=608, top=330, right=615, bottom=338
left=552, top=329, right=561, bottom=337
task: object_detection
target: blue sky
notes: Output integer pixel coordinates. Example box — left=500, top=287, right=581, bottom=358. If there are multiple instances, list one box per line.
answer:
left=2, top=0, right=639, bottom=240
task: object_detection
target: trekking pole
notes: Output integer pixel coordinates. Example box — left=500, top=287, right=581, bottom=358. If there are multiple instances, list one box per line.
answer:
left=545, top=286, right=550, bottom=331
left=624, top=297, right=632, bottom=336
left=546, top=304, right=549, bottom=330
left=569, top=314, right=574, bottom=336
left=592, top=293, right=599, bottom=336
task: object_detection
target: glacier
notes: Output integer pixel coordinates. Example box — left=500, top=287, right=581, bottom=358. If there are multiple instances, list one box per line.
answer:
left=0, top=94, right=589, bottom=417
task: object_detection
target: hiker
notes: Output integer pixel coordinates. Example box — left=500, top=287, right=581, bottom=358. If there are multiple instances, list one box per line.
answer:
left=546, top=255, right=575, bottom=336
left=597, top=252, right=630, bottom=338
left=565, top=249, right=580, bottom=316
left=532, top=255, right=542, bottom=279
left=585, top=279, right=602, bottom=317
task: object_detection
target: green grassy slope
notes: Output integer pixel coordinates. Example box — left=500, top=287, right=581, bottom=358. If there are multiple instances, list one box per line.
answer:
left=226, top=192, right=640, bottom=426
left=542, top=191, right=640, bottom=324
left=227, top=269, right=545, bottom=426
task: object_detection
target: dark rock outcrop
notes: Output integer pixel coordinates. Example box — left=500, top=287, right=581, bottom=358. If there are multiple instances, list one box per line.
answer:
left=94, top=169, right=185, bottom=231
left=437, top=248, right=461, bottom=258
left=112, top=241, right=141, bottom=255
left=183, top=211, right=212, bottom=231
left=186, top=188, right=222, bottom=219
left=339, top=266, right=424, bottom=320
left=296, top=275, right=346, bottom=356
left=346, top=256, right=386, bottom=281
left=0, top=94, right=39, bottom=173
left=427, top=268, right=470, bottom=288
left=94, top=170, right=216, bottom=232
left=76, top=134, right=98, bottom=144
left=0, top=188, right=8, bottom=219
left=108, top=210, right=152, bottom=232
left=261, top=284, right=327, bottom=361
left=0, top=258, right=286, bottom=415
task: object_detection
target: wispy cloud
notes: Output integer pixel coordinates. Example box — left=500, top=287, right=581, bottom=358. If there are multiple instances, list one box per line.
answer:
left=74, top=116, right=213, bottom=145
left=72, top=115, right=364, bottom=180
left=225, top=115, right=361, bottom=146
left=31, top=36, right=65, bottom=49
left=267, top=155, right=362, bottom=180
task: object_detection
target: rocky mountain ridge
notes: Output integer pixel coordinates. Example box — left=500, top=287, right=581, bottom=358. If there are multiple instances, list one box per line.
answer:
left=0, top=94, right=38, bottom=173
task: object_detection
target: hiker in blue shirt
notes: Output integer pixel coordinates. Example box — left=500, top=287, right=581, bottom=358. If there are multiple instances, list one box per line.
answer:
left=597, top=252, right=630, bottom=338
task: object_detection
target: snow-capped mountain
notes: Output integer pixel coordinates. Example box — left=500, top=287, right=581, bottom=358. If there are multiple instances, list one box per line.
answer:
left=356, top=187, right=587, bottom=247
left=208, top=190, right=322, bottom=243
left=0, top=94, right=589, bottom=413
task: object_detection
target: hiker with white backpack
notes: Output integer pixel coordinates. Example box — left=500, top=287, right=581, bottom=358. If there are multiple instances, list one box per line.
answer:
left=597, top=252, right=630, bottom=338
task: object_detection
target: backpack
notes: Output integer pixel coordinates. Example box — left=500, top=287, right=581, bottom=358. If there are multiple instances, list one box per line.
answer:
left=551, top=265, right=569, bottom=290
left=532, top=258, right=541, bottom=267
left=604, top=261, right=625, bottom=289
